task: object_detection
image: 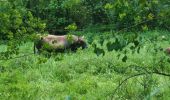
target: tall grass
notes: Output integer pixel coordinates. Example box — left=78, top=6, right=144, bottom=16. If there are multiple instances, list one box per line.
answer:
left=0, top=30, right=170, bottom=100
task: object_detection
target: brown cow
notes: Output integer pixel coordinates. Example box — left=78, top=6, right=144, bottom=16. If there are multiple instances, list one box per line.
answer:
left=34, top=34, right=87, bottom=53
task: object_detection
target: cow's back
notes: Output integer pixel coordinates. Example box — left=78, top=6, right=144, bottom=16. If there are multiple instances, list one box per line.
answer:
left=34, top=34, right=86, bottom=53
left=42, top=35, right=70, bottom=49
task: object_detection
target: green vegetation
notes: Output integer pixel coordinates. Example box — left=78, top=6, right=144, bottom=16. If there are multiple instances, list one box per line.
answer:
left=1, top=30, right=170, bottom=99
left=0, top=0, right=170, bottom=99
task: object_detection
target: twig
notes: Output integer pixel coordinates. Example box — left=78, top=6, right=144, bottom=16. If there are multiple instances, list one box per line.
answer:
left=115, top=17, right=160, bottom=33
left=111, top=73, right=146, bottom=99
left=153, top=71, right=170, bottom=77
left=111, top=71, right=170, bottom=99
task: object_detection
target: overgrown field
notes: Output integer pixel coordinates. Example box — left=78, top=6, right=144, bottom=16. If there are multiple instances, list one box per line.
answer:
left=0, top=30, right=170, bottom=100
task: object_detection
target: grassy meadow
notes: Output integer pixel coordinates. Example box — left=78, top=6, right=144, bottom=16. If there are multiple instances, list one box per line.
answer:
left=0, top=30, right=170, bottom=100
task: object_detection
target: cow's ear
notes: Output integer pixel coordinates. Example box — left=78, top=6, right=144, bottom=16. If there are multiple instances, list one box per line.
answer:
left=82, top=35, right=85, bottom=39
left=78, top=36, right=85, bottom=41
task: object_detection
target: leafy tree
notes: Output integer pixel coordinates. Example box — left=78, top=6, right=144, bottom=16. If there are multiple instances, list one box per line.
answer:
left=0, top=0, right=46, bottom=59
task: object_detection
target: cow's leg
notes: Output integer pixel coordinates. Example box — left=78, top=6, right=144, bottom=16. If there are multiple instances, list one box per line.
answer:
left=34, top=43, right=40, bottom=54
left=34, top=40, right=43, bottom=54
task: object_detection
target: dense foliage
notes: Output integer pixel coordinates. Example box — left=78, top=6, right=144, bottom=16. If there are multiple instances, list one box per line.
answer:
left=0, top=0, right=170, bottom=99
left=22, top=0, right=170, bottom=33
left=0, top=31, right=170, bottom=99
left=0, top=0, right=46, bottom=58
left=1, top=0, right=169, bottom=56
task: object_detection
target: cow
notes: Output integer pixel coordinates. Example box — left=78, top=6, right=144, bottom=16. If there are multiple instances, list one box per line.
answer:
left=34, top=34, right=87, bottom=53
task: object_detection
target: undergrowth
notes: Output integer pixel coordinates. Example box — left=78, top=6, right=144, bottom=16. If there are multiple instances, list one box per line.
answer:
left=0, top=30, right=170, bottom=100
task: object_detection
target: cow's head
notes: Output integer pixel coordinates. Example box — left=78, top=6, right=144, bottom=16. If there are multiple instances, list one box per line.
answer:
left=70, top=35, right=87, bottom=51
left=77, top=36, right=87, bottom=49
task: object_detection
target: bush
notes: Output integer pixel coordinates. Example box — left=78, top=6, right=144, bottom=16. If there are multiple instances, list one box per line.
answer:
left=0, top=0, right=46, bottom=58
left=22, top=0, right=170, bottom=32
